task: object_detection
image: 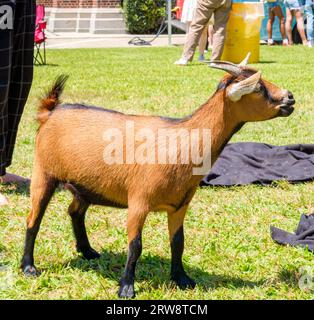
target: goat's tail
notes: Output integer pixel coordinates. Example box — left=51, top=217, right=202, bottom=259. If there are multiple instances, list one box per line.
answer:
left=37, top=74, right=69, bottom=125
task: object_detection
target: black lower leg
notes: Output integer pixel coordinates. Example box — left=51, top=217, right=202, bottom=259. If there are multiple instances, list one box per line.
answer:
left=170, top=226, right=196, bottom=289
left=118, top=233, right=142, bottom=298
left=69, top=198, right=100, bottom=260
left=21, top=174, right=57, bottom=276
left=21, top=226, right=41, bottom=276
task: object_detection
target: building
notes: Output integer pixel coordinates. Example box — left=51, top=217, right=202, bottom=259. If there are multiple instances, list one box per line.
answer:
left=37, top=1, right=120, bottom=7
left=37, top=0, right=126, bottom=34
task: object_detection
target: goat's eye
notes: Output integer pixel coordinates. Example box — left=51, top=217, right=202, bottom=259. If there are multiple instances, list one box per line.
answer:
left=254, top=83, right=262, bottom=93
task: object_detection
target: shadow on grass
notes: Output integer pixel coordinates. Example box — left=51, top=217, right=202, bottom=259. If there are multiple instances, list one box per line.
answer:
left=66, top=249, right=265, bottom=291
left=0, top=182, right=71, bottom=198
left=34, top=63, right=59, bottom=67
left=257, top=61, right=276, bottom=64
left=0, top=182, right=30, bottom=197
left=278, top=266, right=299, bottom=287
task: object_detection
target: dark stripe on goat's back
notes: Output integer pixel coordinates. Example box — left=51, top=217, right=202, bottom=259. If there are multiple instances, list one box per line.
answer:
left=57, top=103, right=125, bottom=115
left=159, top=115, right=192, bottom=123
left=58, top=103, right=193, bottom=123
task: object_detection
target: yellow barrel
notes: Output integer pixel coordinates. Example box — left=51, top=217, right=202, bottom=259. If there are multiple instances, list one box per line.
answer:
left=221, top=2, right=264, bottom=63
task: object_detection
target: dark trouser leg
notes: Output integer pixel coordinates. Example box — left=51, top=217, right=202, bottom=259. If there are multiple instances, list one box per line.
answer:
left=68, top=195, right=100, bottom=260
left=4, top=1, right=36, bottom=170
left=0, top=1, right=14, bottom=176
left=168, top=205, right=196, bottom=289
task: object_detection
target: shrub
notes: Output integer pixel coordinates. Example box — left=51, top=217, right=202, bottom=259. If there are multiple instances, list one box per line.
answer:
left=123, top=0, right=168, bottom=34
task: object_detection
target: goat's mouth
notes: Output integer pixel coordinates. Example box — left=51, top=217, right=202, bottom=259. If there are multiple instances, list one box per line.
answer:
left=277, top=103, right=295, bottom=117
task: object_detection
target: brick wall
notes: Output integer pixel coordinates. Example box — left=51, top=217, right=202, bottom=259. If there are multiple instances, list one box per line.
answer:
left=37, top=0, right=121, bottom=8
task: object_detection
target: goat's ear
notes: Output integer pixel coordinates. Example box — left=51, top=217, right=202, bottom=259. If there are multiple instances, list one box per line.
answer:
left=227, top=71, right=261, bottom=102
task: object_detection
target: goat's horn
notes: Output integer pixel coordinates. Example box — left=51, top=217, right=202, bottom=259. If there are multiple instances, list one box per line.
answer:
left=227, top=71, right=262, bottom=102
left=238, top=52, right=251, bottom=67
left=209, top=61, right=242, bottom=76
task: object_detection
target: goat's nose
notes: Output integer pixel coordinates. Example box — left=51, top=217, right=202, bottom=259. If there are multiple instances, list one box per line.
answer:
left=287, top=91, right=294, bottom=100
left=283, top=90, right=295, bottom=106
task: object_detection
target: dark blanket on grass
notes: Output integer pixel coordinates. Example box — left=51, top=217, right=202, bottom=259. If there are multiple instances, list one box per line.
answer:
left=201, top=143, right=314, bottom=186
left=270, top=214, right=314, bottom=253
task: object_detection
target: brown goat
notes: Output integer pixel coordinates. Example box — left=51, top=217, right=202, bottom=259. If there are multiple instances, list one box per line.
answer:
left=21, top=56, right=295, bottom=298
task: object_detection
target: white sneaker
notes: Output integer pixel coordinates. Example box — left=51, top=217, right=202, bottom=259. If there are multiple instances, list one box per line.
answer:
left=308, top=40, right=314, bottom=48
left=282, top=39, right=289, bottom=46
left=174, top=57, right=189, bottom=66
left=267, top=39, right=274, bottom=46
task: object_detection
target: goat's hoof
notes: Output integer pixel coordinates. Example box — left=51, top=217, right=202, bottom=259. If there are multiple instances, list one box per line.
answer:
left=172, top=273, right=196, bottom=290
left=118, top=282, right=135, bottom=299
left=81, top=248, right=101, bottom=260
left=23, top=265, right=39, bottom=277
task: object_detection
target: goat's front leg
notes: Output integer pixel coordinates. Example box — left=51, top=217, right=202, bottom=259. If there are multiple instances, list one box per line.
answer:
left=168, top=205, right=196, bottom=289
left=118, top=208, right=147, bottom=299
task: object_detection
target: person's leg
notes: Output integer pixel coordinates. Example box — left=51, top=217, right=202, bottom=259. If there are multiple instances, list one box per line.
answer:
left=286, top=8, right=294, bottom=44
left=211, top=1, right=232, bottom=61
left=207, top=23, right=214, bottom=48
left=305, top=4, right=314, bottom=46
left=5, top=1, right=35, bottom=170
left=274, top=5, right=288, bottom=44
left=186, top=21, right=191, bottom=36
left=178, top=0, right=215, bottom=63
left=198, top=25, right=208, bottom=60
left=0, top=1, right=15, bottom=205
left=295, top=9, right=308, bottom=44
left=267, top=7, right=275, bottom=44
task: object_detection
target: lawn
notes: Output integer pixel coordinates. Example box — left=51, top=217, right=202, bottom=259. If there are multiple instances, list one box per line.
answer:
left=0, top=46, right=314, bottom=300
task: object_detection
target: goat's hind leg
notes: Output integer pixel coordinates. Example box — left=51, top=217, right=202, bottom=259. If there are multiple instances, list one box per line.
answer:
left=68, top=194, right=100, bottom=260
left=21, top=171, right=57, bottom=276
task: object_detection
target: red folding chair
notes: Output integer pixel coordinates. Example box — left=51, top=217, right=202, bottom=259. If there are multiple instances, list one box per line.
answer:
left=34, top=5, right=47, bottom=65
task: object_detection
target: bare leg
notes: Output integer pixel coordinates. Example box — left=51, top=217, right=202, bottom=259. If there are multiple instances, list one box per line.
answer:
left=273, top=6, right=287, bottom=42
left=267, top=8, right=275, bottom=42
left=295, top=9, right=308, bottom=45
left=286, top=8, right=294, bottom=45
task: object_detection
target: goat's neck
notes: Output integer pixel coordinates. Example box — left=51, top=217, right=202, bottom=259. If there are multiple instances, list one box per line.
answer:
left=185, top=90, right=243, bottom=163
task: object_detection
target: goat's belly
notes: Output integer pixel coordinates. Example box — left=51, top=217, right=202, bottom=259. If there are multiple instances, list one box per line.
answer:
left=65, top=183, right=128, bottom=209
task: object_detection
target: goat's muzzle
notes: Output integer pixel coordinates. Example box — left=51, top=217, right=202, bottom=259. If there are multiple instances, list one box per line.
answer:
left=278, top=91, right=295, bottom=117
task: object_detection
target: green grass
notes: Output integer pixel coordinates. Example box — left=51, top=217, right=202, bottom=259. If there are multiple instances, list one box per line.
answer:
left=0, top=46, right=314, bottom=300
